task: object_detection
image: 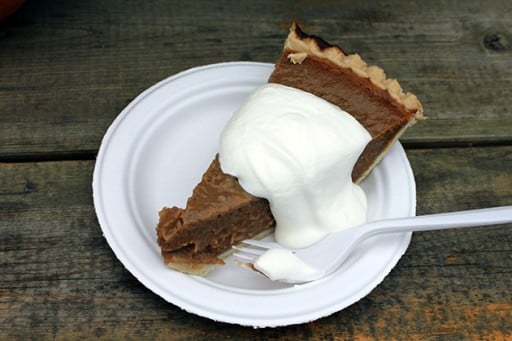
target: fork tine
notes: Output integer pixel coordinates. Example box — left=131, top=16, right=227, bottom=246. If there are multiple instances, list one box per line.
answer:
left=241, top=239, right=282, bottom=250
left=232, top=252, right=257, bottom=262
left=232, top=243, right=268, bottom=264
left=232, top=245, right=264, bottom=255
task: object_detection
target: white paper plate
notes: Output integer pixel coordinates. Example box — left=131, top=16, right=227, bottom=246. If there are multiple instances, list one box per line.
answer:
left=93, top=62, right=416, bottom=328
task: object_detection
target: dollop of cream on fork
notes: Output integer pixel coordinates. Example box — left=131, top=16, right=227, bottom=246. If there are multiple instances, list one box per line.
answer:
left=253, top=248, right=320, bottom=283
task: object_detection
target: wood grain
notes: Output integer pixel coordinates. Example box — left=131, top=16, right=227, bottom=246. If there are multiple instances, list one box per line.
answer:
left=1, top=146, right=511, bottom=339
left=0, top=0, right=511, bottom=158
left=1, top=0, right=511, bottom=338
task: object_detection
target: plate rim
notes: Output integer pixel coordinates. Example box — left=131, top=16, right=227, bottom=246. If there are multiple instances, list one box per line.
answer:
left=92, top=61, right=416, bottom=328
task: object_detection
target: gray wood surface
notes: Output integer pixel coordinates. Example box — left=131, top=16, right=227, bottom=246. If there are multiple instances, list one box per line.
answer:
left=1, top=0, right=511, bottom=339
left=1, top=0, right=511, bottom=158
left=2, top=147, right=511, bottom=339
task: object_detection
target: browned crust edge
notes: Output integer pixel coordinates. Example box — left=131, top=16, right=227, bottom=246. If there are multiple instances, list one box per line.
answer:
left=285, top=22, right=424, bottom=119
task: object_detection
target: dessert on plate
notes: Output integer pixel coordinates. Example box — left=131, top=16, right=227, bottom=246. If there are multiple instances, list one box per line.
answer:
left=156, top=23, right=424, bottom=276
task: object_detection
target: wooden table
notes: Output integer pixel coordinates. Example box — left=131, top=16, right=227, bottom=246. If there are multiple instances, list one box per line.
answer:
left=1, top=1, right=511, bottom=339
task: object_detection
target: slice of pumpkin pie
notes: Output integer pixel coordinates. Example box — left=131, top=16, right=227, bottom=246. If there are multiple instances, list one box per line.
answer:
left=156, top=23, right=424, bottom=276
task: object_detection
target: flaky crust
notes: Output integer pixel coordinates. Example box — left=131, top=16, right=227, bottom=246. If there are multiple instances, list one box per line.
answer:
left=285, top=23, right=424, bottom=119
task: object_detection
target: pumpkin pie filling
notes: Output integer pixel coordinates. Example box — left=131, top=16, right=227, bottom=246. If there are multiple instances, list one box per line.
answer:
left=156, top=23, right=424, bottom=275
left=157, top=157, right=273, bottom=274
left=269, top=52, right=418, bottom=183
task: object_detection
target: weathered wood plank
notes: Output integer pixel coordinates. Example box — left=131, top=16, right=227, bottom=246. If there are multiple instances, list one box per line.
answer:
left=0, top=0, right=511, bottom=157
left=1, top=146, right=511, bottom=338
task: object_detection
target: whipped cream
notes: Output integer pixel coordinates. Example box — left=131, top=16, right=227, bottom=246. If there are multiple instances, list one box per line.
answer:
left=253, top=248, right=319, bottom=283
left=219, top=83, right=371, bottom=248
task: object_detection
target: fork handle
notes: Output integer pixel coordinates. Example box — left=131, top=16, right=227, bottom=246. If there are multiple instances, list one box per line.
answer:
left=363, top=205, right=512, bottom=237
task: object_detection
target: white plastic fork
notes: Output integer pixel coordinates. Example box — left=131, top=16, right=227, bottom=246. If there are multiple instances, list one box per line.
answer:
left=233, top=206, right=512, bottom=284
